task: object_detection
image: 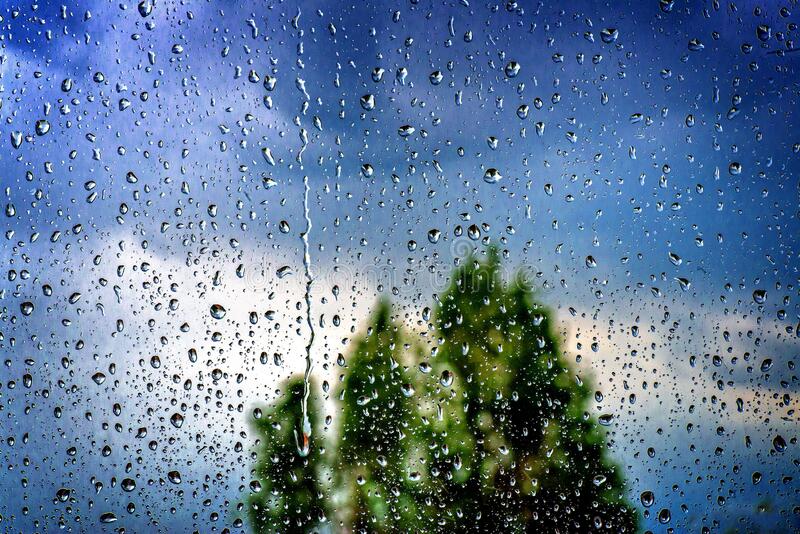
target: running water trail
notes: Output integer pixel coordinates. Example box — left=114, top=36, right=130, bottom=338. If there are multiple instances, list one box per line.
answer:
left=295, top=174, right=314, bottom=457
left=288, top=6, right=313, bottom=458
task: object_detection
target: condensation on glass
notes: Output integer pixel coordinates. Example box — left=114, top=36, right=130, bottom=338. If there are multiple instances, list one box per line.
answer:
left=0, top=1, right=798, bottom=533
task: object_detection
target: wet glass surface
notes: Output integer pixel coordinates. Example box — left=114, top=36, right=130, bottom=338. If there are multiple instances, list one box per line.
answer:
left=1, top=1, right=798, bottom=532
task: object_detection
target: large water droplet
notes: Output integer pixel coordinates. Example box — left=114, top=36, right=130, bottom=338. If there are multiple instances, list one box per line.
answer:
left=210, top=304, right=226, bottom=319
left=35, top=120, right=50, bottom=136
left=504, top=61, right=520, bottom=77
left=483, top=168, right=502, bottom=184
left=360, top=94, right=375, bottom=111
left=20, top=301, right=34, bottom=316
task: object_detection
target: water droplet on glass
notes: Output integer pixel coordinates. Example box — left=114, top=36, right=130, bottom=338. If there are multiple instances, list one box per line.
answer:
left=440, top=370, right=454, bottom=387
left=398, top=125, right=415, bottom=137
left=504, top=61, right=520, bottom=77
left=360, top=94, right=375, bottom=111
left=35, top=120, right=50, bottom=136
left=752, top=289, right=767, bottom=304
left=210, top=304, right=226, bottom=320
left=600, top=28, right=619, bottom=43
left=170, top=413, right=184, bottom=428
left=688, top=38, right=704, bottom=51
left=483, top=168, right=502, bottom=184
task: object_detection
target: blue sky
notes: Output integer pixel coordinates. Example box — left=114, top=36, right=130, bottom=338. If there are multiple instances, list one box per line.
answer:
left=1, top=0, right=798, bottom=532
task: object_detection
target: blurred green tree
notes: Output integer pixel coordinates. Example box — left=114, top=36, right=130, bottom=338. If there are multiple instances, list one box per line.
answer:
left=247, top=249, right=637, bottom=533
left=335, top=298, right=436, bottom=532
left=424, top=248, right=637, bottom=532
left=247, top=377, right=330, bottom=533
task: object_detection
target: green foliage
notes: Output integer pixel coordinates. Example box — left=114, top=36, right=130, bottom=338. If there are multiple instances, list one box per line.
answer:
left=247, top=378, right=330, bottom=533
left=336, top=298, right=434, bottom=532
left=248, top=250, right=638, bottom=533
left=426, top=249, right=638, bottom=532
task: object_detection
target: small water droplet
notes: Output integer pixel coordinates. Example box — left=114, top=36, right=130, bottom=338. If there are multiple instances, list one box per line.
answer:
left=99, top=512, right=117, bottom=524
left=752, top=289, right=767, bottom=304
left=600, top=28, right=619, bottom=43
left=398, top=125, right=415, bottom=137
left=688, top=38, right=704, bottom=51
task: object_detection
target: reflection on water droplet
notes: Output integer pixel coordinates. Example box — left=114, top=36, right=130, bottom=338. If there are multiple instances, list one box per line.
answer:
left=170, top=413, right=184, bottom=428
left=440, top=370, right=454, bottom=387
left=210, top=304, right=226, bottom=319
left=398, top=125, right=415, bottom=137
left=600, top=28, right=618, bottom=43
left=483, top=168, right=502, bottom=183
left=688, top=38, right=704, bottom=51
left=360, top=94, right=375, bottom=111
left=35, top=120, right=50, bottom=136
left=752, top=289, right=767, bottom=304
left=294, top=427, right=310, bottom=457
left=504, top=61, right=520, bottom=77
left=658, top=508, right=671, bottom=524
